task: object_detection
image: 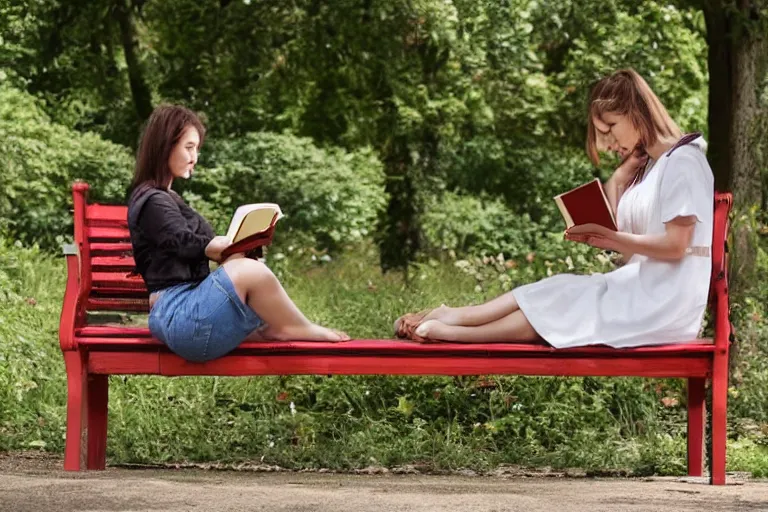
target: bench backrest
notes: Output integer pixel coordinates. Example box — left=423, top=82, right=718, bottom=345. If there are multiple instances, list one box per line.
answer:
left=59, top=182, right=733, bottom=349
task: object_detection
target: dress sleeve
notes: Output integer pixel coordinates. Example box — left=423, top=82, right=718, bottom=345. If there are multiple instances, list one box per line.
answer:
left=138, top=193, right=213, bottom=260
left=659, top=151, right=711, bottom=224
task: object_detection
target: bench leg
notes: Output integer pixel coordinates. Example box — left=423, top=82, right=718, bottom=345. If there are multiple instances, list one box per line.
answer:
left=710, top=353, right=729, bottom=485
left=87, top=375, right=109, bottom=470
left=63, top=351, right=87, bottom=471
left=686, top=377, right=705, bottom=477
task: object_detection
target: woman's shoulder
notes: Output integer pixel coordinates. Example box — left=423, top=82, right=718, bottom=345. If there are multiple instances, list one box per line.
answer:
left=664, top=137, right=712, bottom=179
left=127, top=185, right=177, bottom=226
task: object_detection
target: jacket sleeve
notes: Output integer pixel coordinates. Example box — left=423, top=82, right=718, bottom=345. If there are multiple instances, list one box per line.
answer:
left=137, top=192, right=213, bottom=260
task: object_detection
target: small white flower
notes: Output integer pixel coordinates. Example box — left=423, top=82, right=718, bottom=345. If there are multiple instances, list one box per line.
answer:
left=268, top=441, right=275, bottom=448
left=365, top=390, right=370, bottom=396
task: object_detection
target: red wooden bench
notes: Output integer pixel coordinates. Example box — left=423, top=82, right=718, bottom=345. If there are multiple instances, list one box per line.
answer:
left=58, top=182, right=734, bottom=484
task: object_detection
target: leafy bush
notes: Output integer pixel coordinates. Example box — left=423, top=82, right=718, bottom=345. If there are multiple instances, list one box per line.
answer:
left=422, top=191, right=539, bottom=258
left=0, top=83, right=134, bottom=250
left=185, top=131, right=387, bottom=251
left=442, top=140, right=597, bottom=225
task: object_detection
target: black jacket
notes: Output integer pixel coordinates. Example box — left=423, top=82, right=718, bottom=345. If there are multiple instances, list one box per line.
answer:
left=127, top=185, right=215, bottom=293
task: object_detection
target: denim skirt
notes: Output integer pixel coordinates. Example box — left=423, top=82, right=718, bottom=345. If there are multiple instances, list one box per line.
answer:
left=148, top=266, right=264, bottom=362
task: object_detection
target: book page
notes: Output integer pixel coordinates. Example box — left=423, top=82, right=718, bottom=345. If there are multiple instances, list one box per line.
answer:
left=226, top=203, right=283, bottom=242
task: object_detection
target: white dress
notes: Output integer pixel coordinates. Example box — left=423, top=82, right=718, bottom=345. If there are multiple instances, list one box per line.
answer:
left=512, top=137, right=714, bottom=349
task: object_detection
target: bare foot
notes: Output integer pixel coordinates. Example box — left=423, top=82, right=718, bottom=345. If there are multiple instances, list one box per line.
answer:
left=412, top=319, right=449, bottom=343
left=393, top=304, right=458, bottom=338
left=261, top=323, right=350, bottom=342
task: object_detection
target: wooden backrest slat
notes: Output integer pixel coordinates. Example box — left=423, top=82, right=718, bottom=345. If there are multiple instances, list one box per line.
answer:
left=92, top=255, right=136, bottom=270
left=86, top=204, right=129, bottom=225
left=87, top=226, right=131, bottom=241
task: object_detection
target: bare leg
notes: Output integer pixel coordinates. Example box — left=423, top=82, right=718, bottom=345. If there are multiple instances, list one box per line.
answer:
left=222, top=258, right=349, bottom=342
left=432, top=292, right=521, bottom=326
left=413, top=310, right=539, bottom=343
left=398, top=291, right=521, bottom=333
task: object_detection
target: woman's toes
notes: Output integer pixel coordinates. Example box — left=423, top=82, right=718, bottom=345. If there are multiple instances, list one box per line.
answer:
left=332, top=329, right=351, bottom=342
left=414, top=319, right=438, bottom=339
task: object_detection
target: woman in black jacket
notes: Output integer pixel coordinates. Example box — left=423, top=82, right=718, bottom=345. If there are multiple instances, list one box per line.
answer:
left=127, top=105, right=349, bottom=362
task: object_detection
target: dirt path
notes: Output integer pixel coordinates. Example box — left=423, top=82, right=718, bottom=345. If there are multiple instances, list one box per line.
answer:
left=1, top=452, right=767, bottom=512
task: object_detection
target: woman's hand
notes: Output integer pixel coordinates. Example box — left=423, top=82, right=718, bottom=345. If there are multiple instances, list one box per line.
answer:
left=205, top=236, right=232, bottom=262
left=614, top=148, right=649, bottom=185
left=565, top=224, right=624, bottom=253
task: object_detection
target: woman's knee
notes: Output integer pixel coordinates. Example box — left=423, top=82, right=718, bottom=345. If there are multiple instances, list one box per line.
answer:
left=222, top=258, right=276, bottom=291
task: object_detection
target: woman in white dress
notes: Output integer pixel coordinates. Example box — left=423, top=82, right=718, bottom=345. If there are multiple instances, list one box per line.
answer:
left=395, top=68, right=714, bottom=348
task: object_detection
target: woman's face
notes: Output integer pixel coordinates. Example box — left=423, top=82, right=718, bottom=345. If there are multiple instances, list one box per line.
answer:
left=593, top=112, right=640, bottom=159
left=168, top=126, right=201, bottom=180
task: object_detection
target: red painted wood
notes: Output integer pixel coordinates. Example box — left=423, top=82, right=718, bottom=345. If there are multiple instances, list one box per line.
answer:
left=152, top=354, right=713, bottom=378
left=86, top=299, right=150, bottom=312
left=91, top=272, right=146, bottom=289
left=87, top=226, right=131, bottom=240
left=687, top=377, right=706, bottom=477
left=88, top=352, right=161, bottom=375
left=75, top=334, right=716, bottom=356
left=59, top=255, right=82, bottom=351
left=711, top=351, right=729, bottom=485
left=86, top=204, right=128, bottom=224
left=87, top=374, right=109, bottom=470
left=77, top=327, right=152, bottom=337
left=84, top=351, right=713, bottom=378
left=89, top=242, right=133, bottom=253
left=91, top=255, right=136, bottom=269
left=63, top=351, right=86, bottom=471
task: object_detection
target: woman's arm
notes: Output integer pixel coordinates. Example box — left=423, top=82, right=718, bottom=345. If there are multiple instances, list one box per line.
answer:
left=138, top=193, right=214, bottom=260
left=566, top=216, right=697, bottom=262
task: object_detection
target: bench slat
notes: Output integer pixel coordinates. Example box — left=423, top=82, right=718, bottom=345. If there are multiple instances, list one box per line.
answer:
left=92, top=255, right=136, bottom=269
left=86, top=204, right=128, bottom=224
left=87, top=226, right=131, bottom=240
left=89, top=242, right=133, bottom=253
left=91, top=272, right=146, bottom=289
left=86, top=299, right=149, bottom=311
left=83, top=351, right=713, bottom=378
left=75, top=332, right=715, bottom=355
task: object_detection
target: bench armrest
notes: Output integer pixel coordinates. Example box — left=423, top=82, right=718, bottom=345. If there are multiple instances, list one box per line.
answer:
left=59, top=243, right=83, bottom=351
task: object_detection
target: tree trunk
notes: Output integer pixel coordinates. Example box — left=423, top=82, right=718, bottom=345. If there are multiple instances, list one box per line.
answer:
left=114, top=0, right=153, bottom=122
left=703, top=0, right=767, bottom=371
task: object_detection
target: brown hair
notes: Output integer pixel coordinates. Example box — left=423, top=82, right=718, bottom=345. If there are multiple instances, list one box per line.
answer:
left=586, top=68, right=681, bottom=166
left=129, top=105, right=206, bottom=193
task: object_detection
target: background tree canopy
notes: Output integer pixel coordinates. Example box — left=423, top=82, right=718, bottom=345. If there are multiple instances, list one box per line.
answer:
left=2, top=0, right=744, bottom=262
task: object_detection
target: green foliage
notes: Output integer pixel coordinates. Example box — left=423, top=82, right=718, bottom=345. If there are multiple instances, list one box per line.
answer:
left=422, top=192, right=538, bottom=258
left=0, top=83, right=133, bottom=249
left=183, top=132, right=387, bottom=252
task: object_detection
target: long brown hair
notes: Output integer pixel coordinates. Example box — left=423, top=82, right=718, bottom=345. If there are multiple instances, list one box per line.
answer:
left=128, top=105, right=206, bottom=194
left=586, top=68, right=681, bottom=166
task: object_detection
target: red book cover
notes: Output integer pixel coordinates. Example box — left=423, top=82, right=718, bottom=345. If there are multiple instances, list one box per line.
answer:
left=554, top=178, right=617, bottom=231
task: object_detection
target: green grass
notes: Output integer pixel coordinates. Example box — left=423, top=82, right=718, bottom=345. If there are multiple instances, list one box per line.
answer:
left=1, top=240, right=767, bottom=477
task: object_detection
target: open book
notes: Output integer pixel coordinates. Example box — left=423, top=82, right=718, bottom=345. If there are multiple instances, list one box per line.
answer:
left=554, top=178, right=617, bottom=231
left=221, top=203, right=284, bottom=259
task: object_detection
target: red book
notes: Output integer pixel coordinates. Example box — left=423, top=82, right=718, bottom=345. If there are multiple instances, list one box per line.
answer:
left=554, top=178, right=617, bottom=231
left=221, top=203, right=283, bottom=259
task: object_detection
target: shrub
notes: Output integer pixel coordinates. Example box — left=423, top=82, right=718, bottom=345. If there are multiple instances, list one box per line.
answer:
left=185, top=131, right=387, bottom=251
left=0, top=84, right=133, bottom=250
